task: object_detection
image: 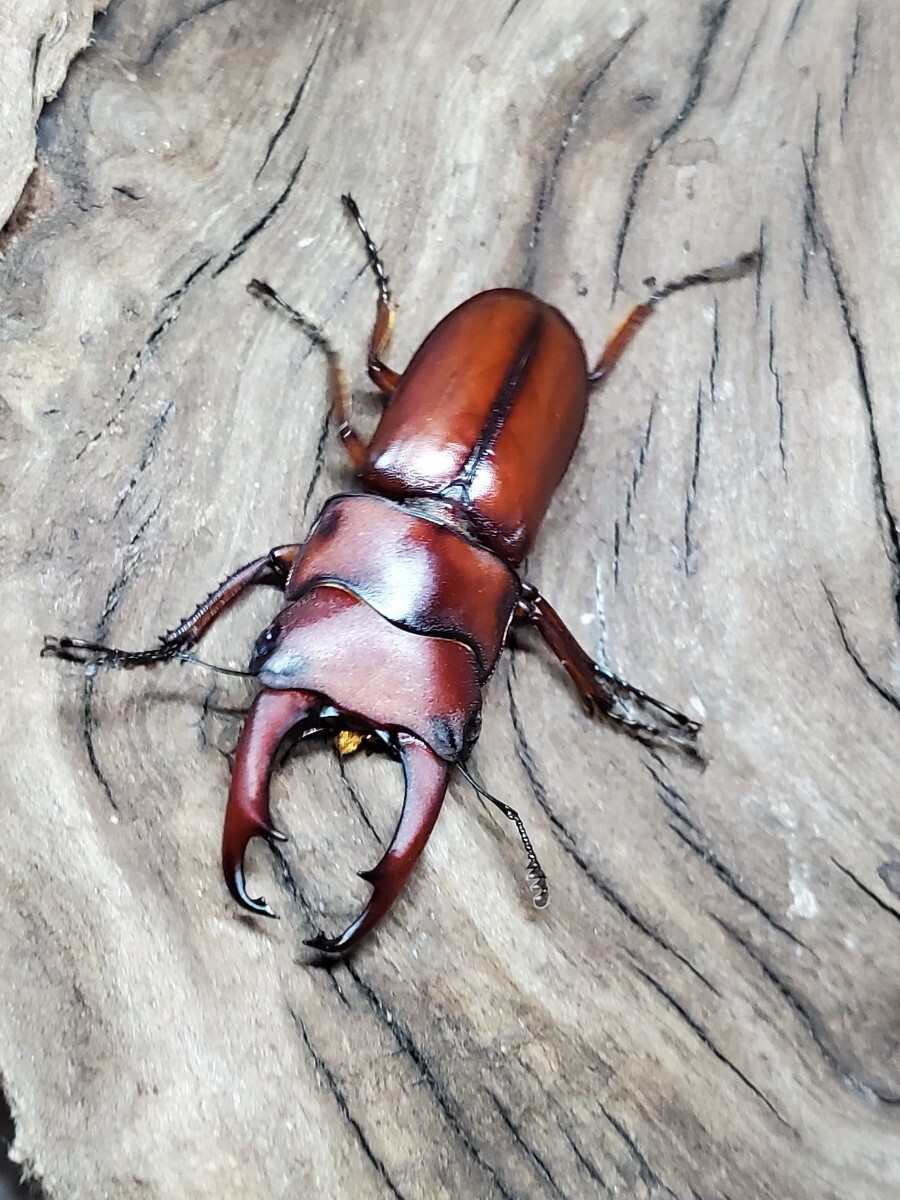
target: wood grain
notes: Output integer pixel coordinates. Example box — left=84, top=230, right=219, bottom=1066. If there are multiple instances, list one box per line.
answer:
left=2, top=1, right=898, bottom=1197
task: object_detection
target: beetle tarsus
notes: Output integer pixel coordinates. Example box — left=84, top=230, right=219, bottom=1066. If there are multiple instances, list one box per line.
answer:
left=340, top=194, right=398, bottom=396
left=248, top=274, right=367, bottom=469
left=341, top=193, right=391, bottom=307
left=585, top=667, right=701, bottom=752
left=43, top=547, right=301, bottom=673
left=522, top=590, right=701, bottom=753
left=588, top=247, right=759, bottom=385
left=41, top=634, right=180, bottom=668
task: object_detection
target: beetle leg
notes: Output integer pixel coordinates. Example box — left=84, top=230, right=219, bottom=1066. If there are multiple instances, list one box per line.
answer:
left=306, top=731, right=452, bottom=954
left=42, top=545, right=301, bottom=669
left=588, top=251, right=759, bottom=386
left=341, top=194, right=401, bottom=397
left=222, top=688, right=322, bottom=916
left=247, top=280, right=368, bottom=470
left=45, top=545, right=299, bottom=667
left=518, top=588, right=700, bottom=752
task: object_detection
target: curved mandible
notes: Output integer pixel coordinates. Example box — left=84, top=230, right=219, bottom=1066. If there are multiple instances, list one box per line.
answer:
left=306, top=732, right=453, bottom=954
left=222, top=687, right=320, bottom=916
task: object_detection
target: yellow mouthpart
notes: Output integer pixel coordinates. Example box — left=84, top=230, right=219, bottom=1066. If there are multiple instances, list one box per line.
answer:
left=336, top=730, right=365, bottom=756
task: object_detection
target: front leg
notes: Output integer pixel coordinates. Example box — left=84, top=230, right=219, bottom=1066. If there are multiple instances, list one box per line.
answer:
left=517, top=585, right=700, bottom=753
left=42, top=544, right=301, bottom=669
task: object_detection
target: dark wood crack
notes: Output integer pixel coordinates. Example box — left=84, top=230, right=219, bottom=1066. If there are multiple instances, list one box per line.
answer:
left=75, top=256, right=212, bottom=461
left=343, top=965, right=519, bottom=1200
left=256, top=35, right=325, bottom=179
left=520, top=18, right=643, bottom=291
left=612, top=0, right=735, bottom=298
left=683, top=381, right=703, bottom=576
left=831, top=857, right=900, bottom=926
left=211, top=149, right=308, bottom=279
left=630, top=961, right=793, bottom=1127
left=489, top=1090, right=570, bottom=1200
left=715, top=916, right=900, bottom=1106
left=505, top=666, right=719, bottom=994
left=288, top=1005, right=408, bottom=1200
left=823, top=581, right=900, bottom=717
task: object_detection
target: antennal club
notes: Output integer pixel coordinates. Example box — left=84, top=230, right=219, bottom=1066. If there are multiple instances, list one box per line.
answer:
left=458, top=763, right=549, bottom=908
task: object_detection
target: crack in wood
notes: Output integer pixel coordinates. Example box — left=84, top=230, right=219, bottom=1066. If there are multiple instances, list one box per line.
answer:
left=256, top=36, right=325, bottom=179
left=489, top=1090, right=570, bottom=1200
left=557, top=1120, right=612, bottom=1194
left=784, top=0, right=815, bottom=43
left=646, top=771, right=809, bottom=952
left=75, top=257, right=212, bottom=460
left=840, top=7, right=863, bottom=134
left=76, top=499, right=162, bottom=811
left=644, top=765, right=697, bottom=826
left=612, top=0, right=735, bottom=299
left=804, top=157, right=900, bottom=633
left=629, top=961, right=794, bottom=1128
left=595, top=1099, right=679, bottom=1199
left=288, top=1005, right=408, bottom=1200
left=822, top=581, right=900, bottom=718
left=767, top=303, right=788, bottom=477
left=683, top=381, right=704, bottom=576
left=498, top=0, right=525, bottom=31
left=505, top=666, right=719, bottom=993
left=831, top=857, right=900, bottom=926
left=81, top=674, right=116, bottom=811
left=728, top=10, right=767, bottom=104
left=619, top=399, right=657, bottom=565
left=521, top=18, right=643, bottom=291
left=708, top=298, right=720, bottom=407
left=112, top=399, right=174, bottom=517
left=141, top=0, right=237, bottom=69
left=343, top=965, right=519, bottom=1200
left=337, top=754, right=383, bottom=845
left=755, top=220, right=765, bottom=316
left=212, top=150, right=308, bottom=279
left=714, top=915, right=900, bottom=1106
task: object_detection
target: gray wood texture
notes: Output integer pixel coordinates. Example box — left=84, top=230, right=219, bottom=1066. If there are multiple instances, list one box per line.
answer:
left=2, top=2, right=898, bottom=1197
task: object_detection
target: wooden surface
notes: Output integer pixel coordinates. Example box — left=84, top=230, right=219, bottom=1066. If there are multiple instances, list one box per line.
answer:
left=2, top=1, right=899, bottom=1197
left=0, top=1, right=110, bottom=240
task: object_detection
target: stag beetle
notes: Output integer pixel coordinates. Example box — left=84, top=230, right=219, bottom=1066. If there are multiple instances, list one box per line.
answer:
left=45, top=197, right=756, bottom=953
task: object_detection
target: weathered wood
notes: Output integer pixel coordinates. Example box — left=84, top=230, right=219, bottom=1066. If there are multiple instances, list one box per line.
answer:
left=2, top=1, right=898, bottom=1197
left=0, top=2, right=109, bottom=239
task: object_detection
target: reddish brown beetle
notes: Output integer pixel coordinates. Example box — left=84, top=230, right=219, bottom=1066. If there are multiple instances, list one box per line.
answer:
left=45, top=197, right=756, bottom=953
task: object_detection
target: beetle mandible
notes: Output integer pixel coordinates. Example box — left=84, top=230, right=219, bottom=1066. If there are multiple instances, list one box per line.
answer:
left=44, top=197, right=757, bottom=953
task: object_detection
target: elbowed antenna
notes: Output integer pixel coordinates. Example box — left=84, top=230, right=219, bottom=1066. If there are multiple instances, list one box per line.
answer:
left=458, top=762, right=549, bottom=909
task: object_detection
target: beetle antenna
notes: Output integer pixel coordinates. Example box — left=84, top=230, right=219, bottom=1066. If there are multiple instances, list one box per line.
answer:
left=177, top=652, right=257, bottom=679
left=457, top=763, right=548, bottom=908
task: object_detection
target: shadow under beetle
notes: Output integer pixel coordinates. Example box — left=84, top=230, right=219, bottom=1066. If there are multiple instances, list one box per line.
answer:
left=44, top=196, right=757, bottom=953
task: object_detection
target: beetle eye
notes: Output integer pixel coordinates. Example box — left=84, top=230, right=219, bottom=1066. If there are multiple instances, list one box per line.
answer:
left=250, top=622, right=279, bottom=671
